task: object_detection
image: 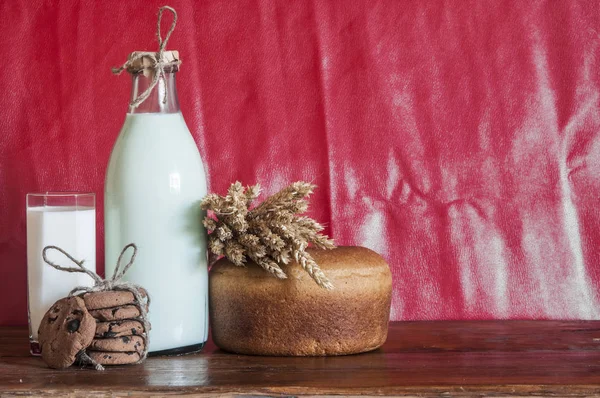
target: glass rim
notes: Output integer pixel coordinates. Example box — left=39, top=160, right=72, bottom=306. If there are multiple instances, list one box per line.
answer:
left=26, top=192, right=95, bottom=198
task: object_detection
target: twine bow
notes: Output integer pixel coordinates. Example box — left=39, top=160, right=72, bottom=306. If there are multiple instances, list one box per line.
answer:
left=42, top=243, right=151, bottom=370
left=112, top=6, right=181, bottom=110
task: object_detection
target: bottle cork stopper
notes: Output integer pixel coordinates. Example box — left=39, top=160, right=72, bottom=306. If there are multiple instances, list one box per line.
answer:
left=126, top=51, right=181, bottom=76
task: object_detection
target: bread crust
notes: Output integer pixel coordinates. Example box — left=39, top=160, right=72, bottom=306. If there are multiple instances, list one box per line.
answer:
left=210, top=246, right=392, bottom=356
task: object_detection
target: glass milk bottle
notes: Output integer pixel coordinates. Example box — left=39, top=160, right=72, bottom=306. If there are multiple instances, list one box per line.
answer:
left=105, top=50, right=208, bottom=355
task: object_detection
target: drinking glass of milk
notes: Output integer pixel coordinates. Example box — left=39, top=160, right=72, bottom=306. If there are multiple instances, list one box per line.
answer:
left=26, top=192, right=96, bottom=355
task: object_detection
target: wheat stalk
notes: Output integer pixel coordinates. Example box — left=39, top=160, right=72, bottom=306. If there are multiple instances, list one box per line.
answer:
left=200, top=181, right=335, bottom=288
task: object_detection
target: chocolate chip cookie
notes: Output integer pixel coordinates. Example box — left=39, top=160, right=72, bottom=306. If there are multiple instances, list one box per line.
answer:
left=38, top=296, right=96, bottom=369
left=89, top=305, right=141, bottom=322
left=95, top=320, right=145, bottom=338
left=82, top=289, right=148, bottom=310
left=89, top=335, right=145, bottom=353
left=87, top=351, right=141, bottom=365
left=82, top=291, right=136, bottom=310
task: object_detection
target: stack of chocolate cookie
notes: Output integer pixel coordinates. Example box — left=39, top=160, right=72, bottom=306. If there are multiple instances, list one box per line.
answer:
left=38, top=243, right=150, bottom=370
left=38, top=289, right=150, bottom=369
left=82, top=290, right=148, bottom=366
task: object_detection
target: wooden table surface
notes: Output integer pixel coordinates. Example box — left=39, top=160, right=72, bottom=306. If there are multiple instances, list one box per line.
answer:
left=2, top=321, right=600, bottom=396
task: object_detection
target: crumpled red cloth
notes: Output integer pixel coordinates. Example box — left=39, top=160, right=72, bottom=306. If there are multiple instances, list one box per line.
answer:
left=1, top=1, right=599, bottom=325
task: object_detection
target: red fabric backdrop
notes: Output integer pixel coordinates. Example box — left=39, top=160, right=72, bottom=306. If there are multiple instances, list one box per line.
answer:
left=1, top=0, right=599, bottom=325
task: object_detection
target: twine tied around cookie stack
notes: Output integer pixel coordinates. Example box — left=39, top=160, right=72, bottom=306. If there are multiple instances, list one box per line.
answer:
left=112, top=5, right=181, bottom=110
left=42, top=244, right=150, bottom=370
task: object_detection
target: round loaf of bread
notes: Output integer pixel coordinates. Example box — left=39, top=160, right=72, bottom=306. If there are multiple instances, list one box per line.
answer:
left=209, top=246, right=392, bottom=356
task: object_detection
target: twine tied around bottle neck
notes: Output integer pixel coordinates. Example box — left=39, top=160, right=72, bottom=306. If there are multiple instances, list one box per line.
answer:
left=111, top=6, right=181, bottom=111
left=42, top=243, right=151, bottom=370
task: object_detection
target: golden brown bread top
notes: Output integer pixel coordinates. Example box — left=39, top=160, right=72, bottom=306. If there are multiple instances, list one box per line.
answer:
left=209, top=246, right=393, bottom=356
left=211, top=246, right=391, bottom=282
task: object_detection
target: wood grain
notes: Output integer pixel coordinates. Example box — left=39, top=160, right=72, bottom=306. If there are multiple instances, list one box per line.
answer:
left=1, top=321, right=600, bottom=396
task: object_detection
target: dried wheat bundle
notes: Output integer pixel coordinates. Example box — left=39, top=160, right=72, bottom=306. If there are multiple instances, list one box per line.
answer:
left=200, top=181, right=335, bottom=289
